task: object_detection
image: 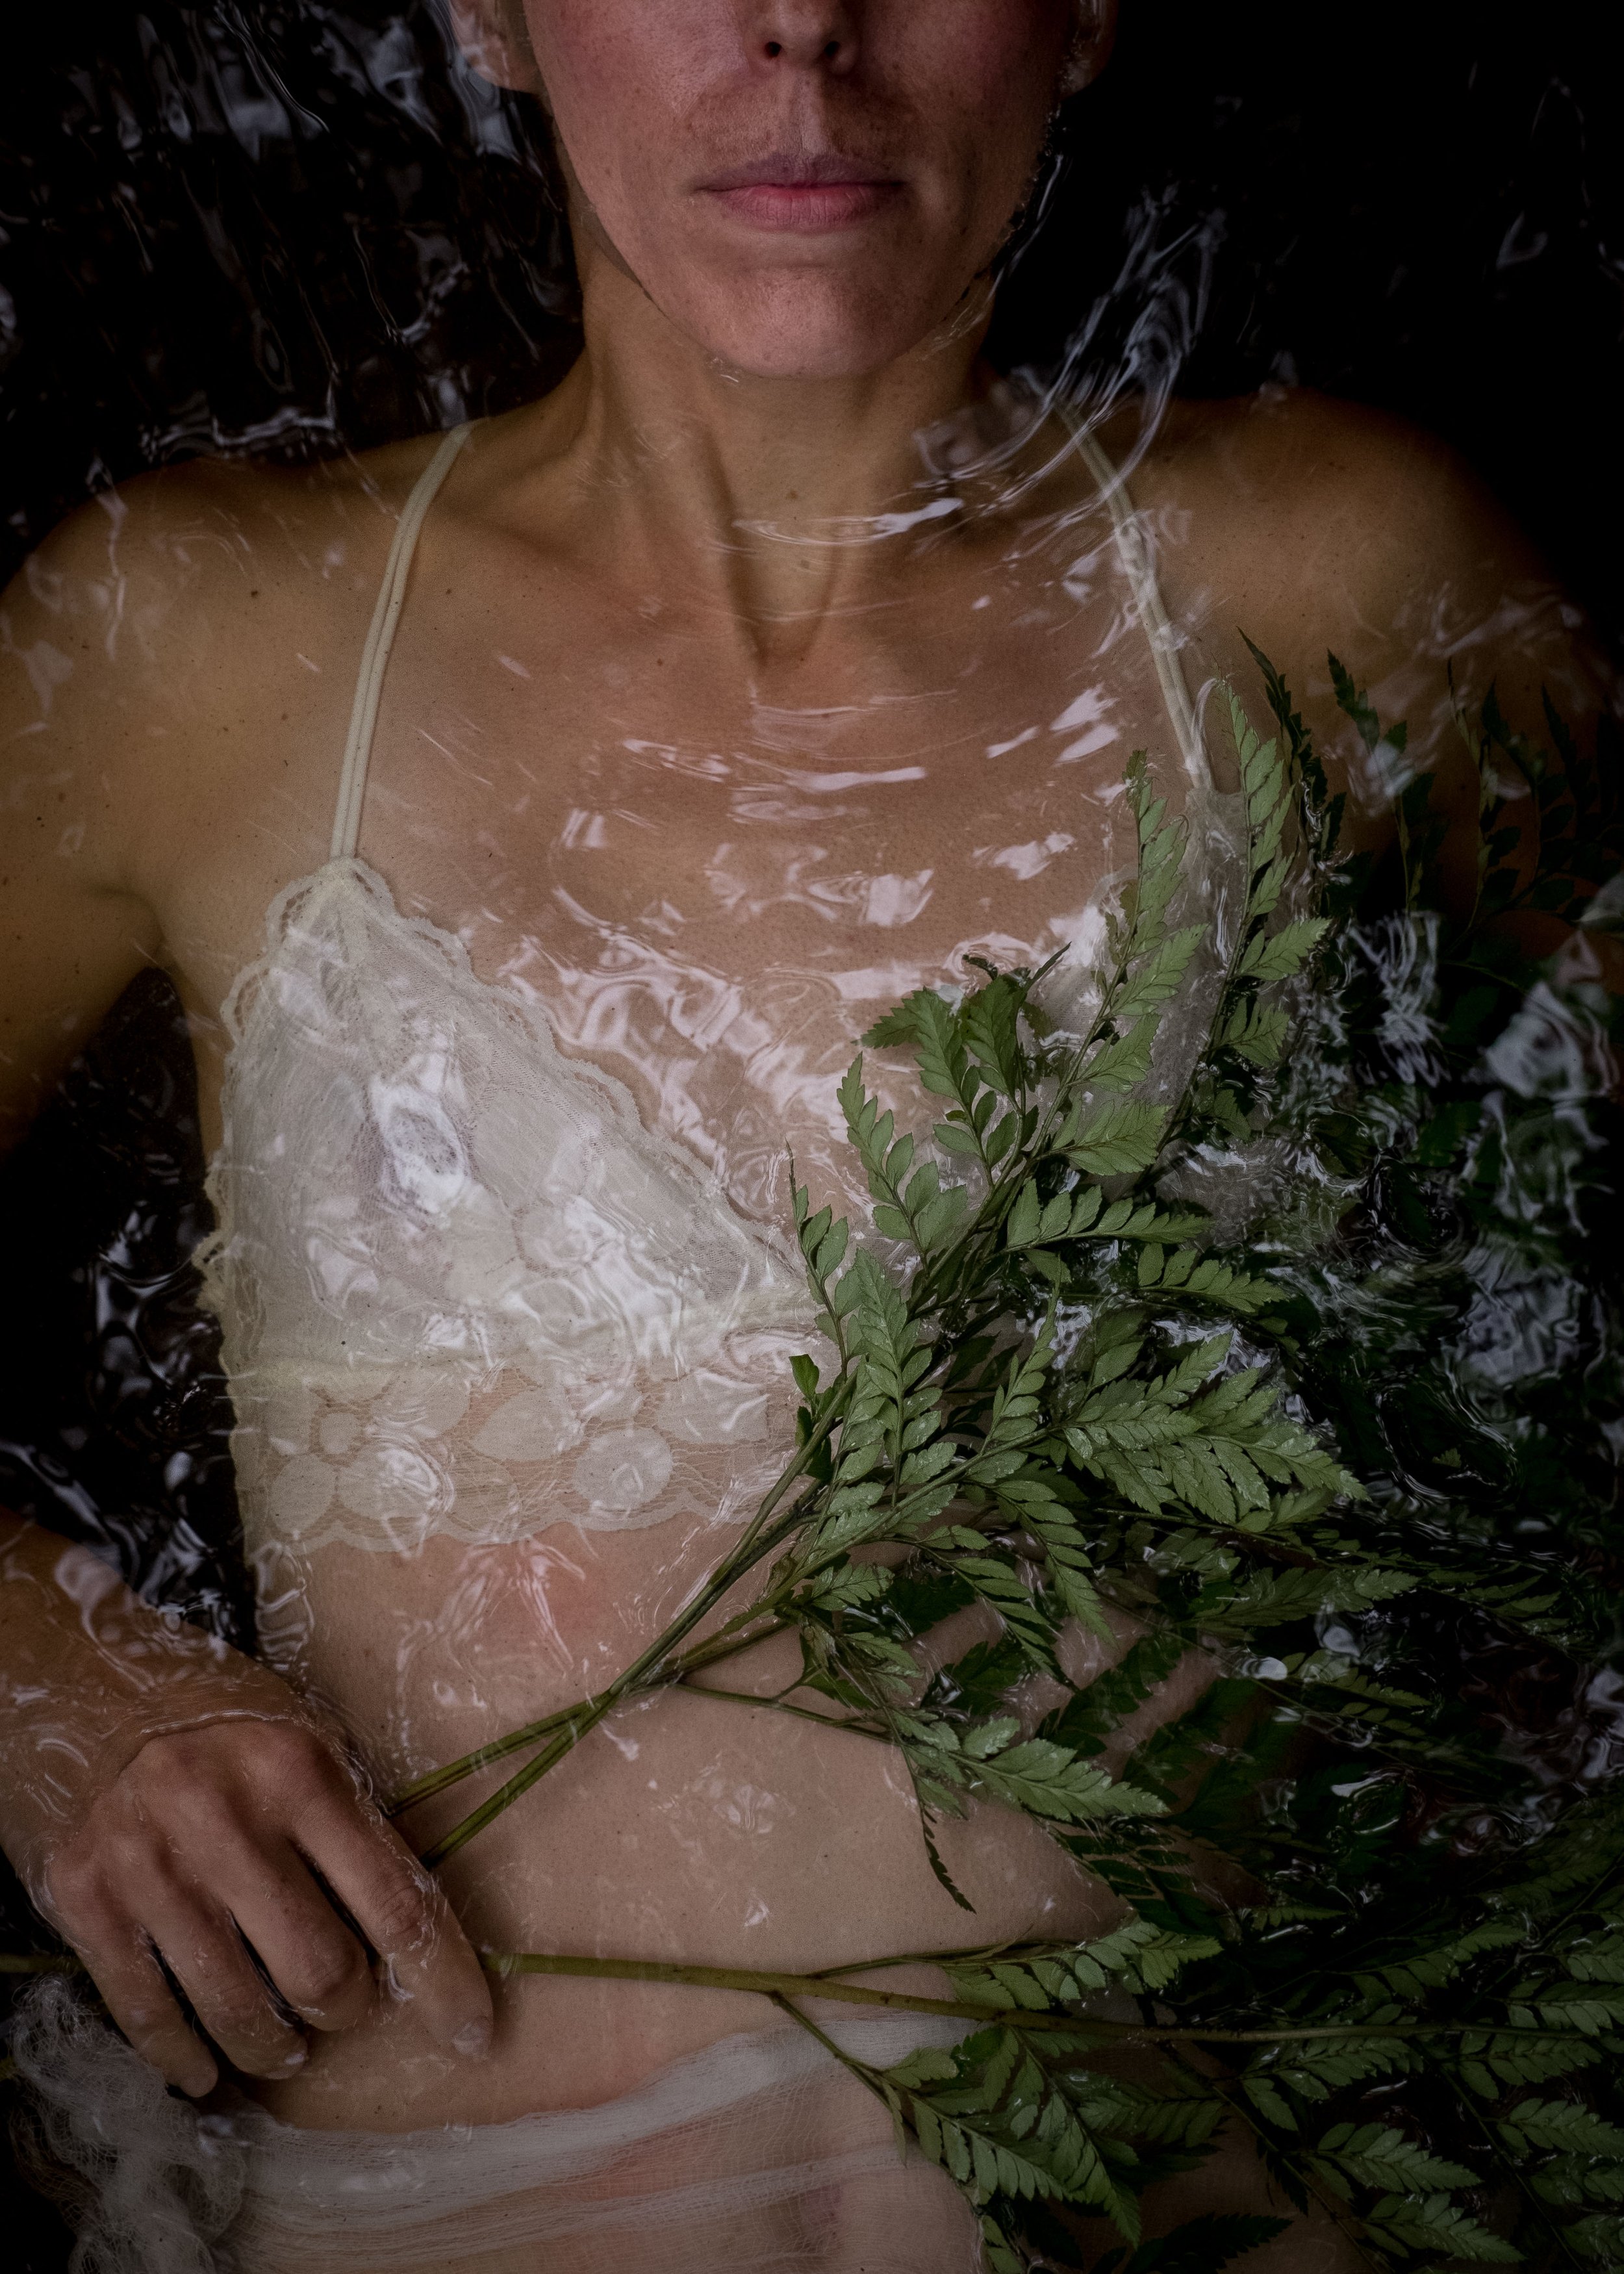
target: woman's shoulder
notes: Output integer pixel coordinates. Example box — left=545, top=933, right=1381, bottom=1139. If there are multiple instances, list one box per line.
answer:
left=7, top=429, right=450, bottom=684
left=1, top=431, right=451, bottom=841
left=1123, top=384, right=1601, bottom=728
left=1145, top=383, right=1447, bottom=476
left=0, top=428, right=470, bottom=1039
left=1130, top=385, right=1552, bottom=602
left=1092, top=387, right=1614, bottom=892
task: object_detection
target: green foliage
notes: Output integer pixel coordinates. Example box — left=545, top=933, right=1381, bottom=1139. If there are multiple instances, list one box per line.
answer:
left=353, top=652, right=1623, bottom=2271
left=750, top=658, right=1619, bottom=2269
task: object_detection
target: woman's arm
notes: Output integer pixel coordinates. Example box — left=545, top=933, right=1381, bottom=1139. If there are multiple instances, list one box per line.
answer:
left=0, top=481, right=491, bottom=2092
left=0, top=1512, right=491, bottom=2094
left=0, top=506, right=164, bottom=1149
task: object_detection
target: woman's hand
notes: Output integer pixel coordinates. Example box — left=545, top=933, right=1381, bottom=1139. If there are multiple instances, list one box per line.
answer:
left=1, top=1515, right=492, bottom=2096
left=41, top=1715, right=493, bottom=2097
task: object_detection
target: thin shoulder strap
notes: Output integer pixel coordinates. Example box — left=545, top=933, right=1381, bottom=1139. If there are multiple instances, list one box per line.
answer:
left=331, top=422, right=474, bottom=863
left=1062, top=413, right=1210, bottom=793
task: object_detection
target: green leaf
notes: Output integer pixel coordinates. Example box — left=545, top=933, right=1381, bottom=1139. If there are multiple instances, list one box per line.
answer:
left=1112, top=926, right=1206, bottom=1021
left=1237, top=917, right=1330, bottom=983
left=1312, top=2121, right=1478, bottom=2193
left=1497, top=2101, right=1624, bottom=2158
left=1007, top=1180, right=1042, bottom=1249
left=1242, top=2075, right=1297, bottom=2130
left=1067, top=1098, right=1170, bottom=1177
left=1361, top=2195, right=1520, bottom=2263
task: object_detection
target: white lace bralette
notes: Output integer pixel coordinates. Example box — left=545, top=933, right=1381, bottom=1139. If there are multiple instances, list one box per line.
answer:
left=197, top=852, right=818, bottom=1555
left=196, top=418, right=1215, bottom=1557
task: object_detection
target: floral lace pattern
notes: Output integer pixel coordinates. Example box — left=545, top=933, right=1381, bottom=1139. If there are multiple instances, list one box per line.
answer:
left=197, top=860, right=818, bottom=1553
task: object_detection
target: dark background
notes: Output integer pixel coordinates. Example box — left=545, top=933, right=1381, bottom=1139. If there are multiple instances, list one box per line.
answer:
left=2, top=3, right=1621, bottom=2262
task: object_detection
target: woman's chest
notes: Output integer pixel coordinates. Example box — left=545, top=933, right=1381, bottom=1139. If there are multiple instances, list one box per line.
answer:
left=347, top=626, right=1170, bottom=1221
left=177, top=500, right=1186, bottom=1171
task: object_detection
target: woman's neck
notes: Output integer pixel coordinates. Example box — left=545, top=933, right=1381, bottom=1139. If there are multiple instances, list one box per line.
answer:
left=520, top=253, right=1009, bottom=661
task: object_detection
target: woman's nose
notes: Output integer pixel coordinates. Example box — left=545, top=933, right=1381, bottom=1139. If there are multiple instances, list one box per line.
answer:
left=748, top=3, right=860, bottom=73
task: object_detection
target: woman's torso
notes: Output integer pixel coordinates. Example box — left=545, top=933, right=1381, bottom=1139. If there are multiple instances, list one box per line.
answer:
left=148, top=403, right=1231, bottom=2131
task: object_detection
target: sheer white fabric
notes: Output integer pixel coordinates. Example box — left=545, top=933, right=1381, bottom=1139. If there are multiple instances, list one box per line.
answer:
left=197, top=858, right=818, bottom=1555
left=12, top=1980, right=980, bottom=2274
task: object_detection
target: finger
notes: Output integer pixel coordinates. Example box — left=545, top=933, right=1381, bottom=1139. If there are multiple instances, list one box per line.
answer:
left=67, top=1908, right=219, bottom=2098
left=298, top=1798, right=492, bottom=2054
left=207, top=1831, right=375, bottom=2034
left=138, top=1888, right=309, bottom=2083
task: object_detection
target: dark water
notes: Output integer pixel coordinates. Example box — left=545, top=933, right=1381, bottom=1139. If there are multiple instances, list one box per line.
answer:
left=1, top=5, right=1620, bottom=2265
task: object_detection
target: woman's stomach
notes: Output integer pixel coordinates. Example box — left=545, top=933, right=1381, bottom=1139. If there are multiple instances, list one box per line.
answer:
left=247, top=1514, right=1108, bottom=2135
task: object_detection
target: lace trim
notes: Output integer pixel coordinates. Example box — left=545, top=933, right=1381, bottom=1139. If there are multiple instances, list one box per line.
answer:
left=198, top=858, right=818, bottom=1552
left=228, top=1341, right=808, bottom=1552
left=211, top=856, right=801, bottom=1273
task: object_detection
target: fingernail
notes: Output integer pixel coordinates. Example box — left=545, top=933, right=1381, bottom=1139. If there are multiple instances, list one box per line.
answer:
left=452, top=2017, right=492, bottom=2059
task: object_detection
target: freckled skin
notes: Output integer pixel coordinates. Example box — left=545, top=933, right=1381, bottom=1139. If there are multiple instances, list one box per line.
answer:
left=0, top=2, right=1613, bottom=2263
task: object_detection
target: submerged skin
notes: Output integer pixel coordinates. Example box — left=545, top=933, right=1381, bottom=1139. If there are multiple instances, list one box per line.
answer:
left=0, top=0, right=1612, bottom=2262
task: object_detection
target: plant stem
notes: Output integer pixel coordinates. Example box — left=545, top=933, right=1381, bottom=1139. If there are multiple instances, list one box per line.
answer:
left=678, top=1681, right=888, bottom=1741
left=479, top=1954, right=1601, bottom=2045
left=408, top=1355, right=995, bottom=1859
left=412, top=1496, right=824, bottom=1859
left=419, top=1724, right=585, bottom=1869
left=3, top=1944, right=1606, bottom=2056
left=483, top=1951, right=1069, bottom=2028
left=384, top=1698, right=592, bottom=1815
left=388, top=1460, right=825, bottom=1832
left=666, top=1613, right=793, bottom=1680
left=387, top=1612, right=796, bottom=1821
left=764, top=1992, right=891, bottom=2088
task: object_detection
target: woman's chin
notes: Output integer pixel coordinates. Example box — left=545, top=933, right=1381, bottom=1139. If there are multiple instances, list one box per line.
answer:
left=653, top=276, right=974, bottom=387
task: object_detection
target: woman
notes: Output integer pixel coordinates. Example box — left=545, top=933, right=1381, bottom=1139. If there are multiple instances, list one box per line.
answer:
left=0, top=3, right=1608, bottom=2268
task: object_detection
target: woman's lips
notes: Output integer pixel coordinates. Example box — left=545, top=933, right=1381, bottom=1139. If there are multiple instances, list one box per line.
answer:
left=699, top=162, right=902, bottom=233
